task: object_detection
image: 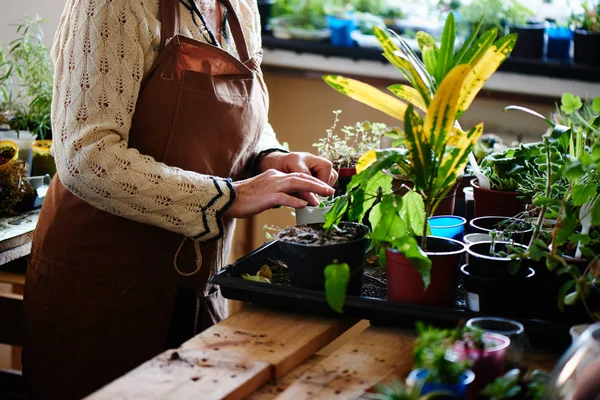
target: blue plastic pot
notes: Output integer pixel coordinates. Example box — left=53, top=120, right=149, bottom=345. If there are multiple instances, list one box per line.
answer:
left=547, top=27, right=572, bottom=60
left=428, top=216, right=466, bottom=241
left=407, top=369, right=475, bottom=398
left=327, top=15, right=356, bottom=47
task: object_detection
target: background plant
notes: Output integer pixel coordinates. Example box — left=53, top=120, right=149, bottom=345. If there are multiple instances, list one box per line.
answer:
left=571, top=1, right=600, bottom=32
left=459, top=0, right=534, bottom=37
left=0, top=16, right=53, bottom=140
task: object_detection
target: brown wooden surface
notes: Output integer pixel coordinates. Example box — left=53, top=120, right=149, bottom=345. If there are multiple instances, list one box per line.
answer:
left=88, top=305, right=560, bottom=400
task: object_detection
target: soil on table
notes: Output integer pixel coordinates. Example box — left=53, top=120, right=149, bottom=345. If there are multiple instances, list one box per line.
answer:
left=277, top=223, right=366, bottom=246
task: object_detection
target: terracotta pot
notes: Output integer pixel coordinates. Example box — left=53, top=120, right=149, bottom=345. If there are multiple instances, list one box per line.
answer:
left=391, top=176, right=458, bottom=216
left=31, top=140, right=56, bottom=177
left=386, top=236, right=465, bottom=307
left=471, top=179, right=526, bottom=217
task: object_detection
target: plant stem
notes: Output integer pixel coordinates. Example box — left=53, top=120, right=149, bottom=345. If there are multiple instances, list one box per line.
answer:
left=527, top=139, right=552, bottom=249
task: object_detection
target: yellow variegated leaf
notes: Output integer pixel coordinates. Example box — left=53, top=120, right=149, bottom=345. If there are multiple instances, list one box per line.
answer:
left=388, top=84, right=427, bottom=111
left=424, top=65, right=472, bottom=153
left=436, top=123, right=484, bottom=191
left=323, top=75, right=408, bottom=121
left=383, top=53, right=432, bottom=107
left=403, top=105, right=429, bottom=189
left=356, top=150, right=378, bottom=174
left=374, top=26, right=404, bottom=59
left=456, top=34, right=516, bottom=116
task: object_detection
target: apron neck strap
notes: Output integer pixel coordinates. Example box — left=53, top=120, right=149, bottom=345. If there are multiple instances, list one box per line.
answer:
left=160, top=0, right=181, bottom=50
left=159, top=0, right=251, bottom=63
left=219, top=0, right=251, bottom=62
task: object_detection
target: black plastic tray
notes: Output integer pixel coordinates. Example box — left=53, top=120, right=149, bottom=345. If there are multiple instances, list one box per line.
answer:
left=212, top=241, right=573, bottom=351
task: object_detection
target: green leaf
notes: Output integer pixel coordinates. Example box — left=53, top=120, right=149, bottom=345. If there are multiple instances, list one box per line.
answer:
left=390, top=236, right=432, bottom=288
left=572, top=183, right=597, bottom=206
left=398, top=190, right=426, bottom=237
left=453, top=17, right=483, bottom=66
left=435, top=12, right=456, bottom=83
left=324, top=262, right=350, bottom=313
left=569, top=233, right=591, bottom=245
left=529, top=240, right=549, bottom=261
left=592, top=97, right=600, bottom=114
left=368, top=196, right=408, bottom=242
left=592, top=198, right=600, bottom=226
left=508, top=260, right=521, bottom=276
left=563, top=161, right=584, bottom=180
left=461, top=28, right=497, bottom=65
left=560, top=93, right=583, bottom=115
left=349, top=171, right=392, bottom=222
left=555, top=214, right=578, bottom=246
left=416, top=31, right=439, bottom=76
left=324, top=195, right=349, bottom=229
left=557, top=280, right=576, bottom=311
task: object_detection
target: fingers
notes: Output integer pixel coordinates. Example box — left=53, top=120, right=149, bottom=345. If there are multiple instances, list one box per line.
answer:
left=303, top=154, right=334, bottom=185
left=297, top=191, right=320, bottom=206
left=268, top=193, right=308, bottom=210
left=277, top=172, right=335, bottom=197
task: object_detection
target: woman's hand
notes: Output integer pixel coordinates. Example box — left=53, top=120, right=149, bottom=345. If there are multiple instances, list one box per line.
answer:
left=223, top=169, right=335, bottom=219
left=258, top=151, right=338, bottom=205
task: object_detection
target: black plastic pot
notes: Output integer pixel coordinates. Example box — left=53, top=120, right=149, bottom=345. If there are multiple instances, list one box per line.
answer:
left=469, top=216, right=533, bottom=244
left=461, top=264, right=536, bottom=317
left=466, top=241, right=529, bottom=278
left=509, top=23, right=546, bottom=59
left=257, top=0, right=276, bottom=32
left=573, top=29, right=600, bottom=65
left=278, top=222, right=369, bottom=295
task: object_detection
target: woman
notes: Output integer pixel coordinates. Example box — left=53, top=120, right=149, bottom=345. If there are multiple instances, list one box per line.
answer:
left=23, top=0, right=336, bottom=398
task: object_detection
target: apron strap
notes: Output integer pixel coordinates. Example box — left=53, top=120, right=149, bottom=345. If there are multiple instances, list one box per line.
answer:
left=218, top=0, right=251, bottom=63
left=160, top=0, right=181, bottom=50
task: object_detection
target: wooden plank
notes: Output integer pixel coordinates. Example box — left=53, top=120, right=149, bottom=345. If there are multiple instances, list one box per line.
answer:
left=274, top=327, right=415, bottom=400
left=0, top=243, right=32, bottom=267
left=247, top=355, right=326, bottom=400
left=86, top=348, right=271, bottom=400
left=0, top=210, right=39, bottom=251
left=0, top=271, right=26, bottom=286
left=181, top=305, right=356, bottom=379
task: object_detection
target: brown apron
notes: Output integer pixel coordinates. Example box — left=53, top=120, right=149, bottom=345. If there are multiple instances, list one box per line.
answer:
left=22, top=0, right=267, bottom=398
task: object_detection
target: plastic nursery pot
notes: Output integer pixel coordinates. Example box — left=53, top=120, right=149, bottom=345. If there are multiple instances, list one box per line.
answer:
left=509, top=23, right=546, bottom=59
left=257, top=0, right=276, bottom=32
left=277, top=222, right=369, bottom=295
left=468, top=216, right=533, bottom=244
left=471, top=179, right=526, bottom=218
left=429, top=216, right=466, bottom=241
left=466, top=317, right=527, bottom=367
left=454, top=332, right=511, bottom=399
left=327, top=15, right=356, bottom=47
left=295, top=205, right=333, bottom=226
left=0, top=140, right=19, bottom=172
left=463, top=233, right=493, bottom=245
left=573, top=29, right=600, bottom=65
left=334, top=167, right=356, bottom=196
left=406, top=368, right=475, bottom=399
left=460, top=264, right=536, bottom=318
left=454, top=174, right=475, bottom=218
left=547, top=26, right=573, bottom=60
left=386, top=236, right=465, bottom=307
left=31, top=140, right=56, bottom=177
left=466, top=241, right=530, bottom=278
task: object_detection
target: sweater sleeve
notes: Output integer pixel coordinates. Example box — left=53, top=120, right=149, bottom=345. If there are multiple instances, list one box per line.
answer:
left=50, top=0, right=233, bottom=240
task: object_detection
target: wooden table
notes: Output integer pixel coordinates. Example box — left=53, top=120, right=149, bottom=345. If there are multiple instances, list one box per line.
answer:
left=0, top=210, right=39, bottom=268
left=87, top=305, right=558, bottom=400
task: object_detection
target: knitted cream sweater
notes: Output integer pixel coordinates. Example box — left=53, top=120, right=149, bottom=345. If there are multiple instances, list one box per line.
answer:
left=51, top=0, right=282, bottom=239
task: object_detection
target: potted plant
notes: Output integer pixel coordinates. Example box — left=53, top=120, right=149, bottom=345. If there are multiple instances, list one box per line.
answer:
left=508, top=19, right=546, bottom=59
left=276, top=222, right=370, bottom=296
left=469, top=216, right=533, bottom=244
left=458, top=0, right=533, bottom=38
left=313, top=110, right=394, bottom=195
left=453, top=325, right=511, bottom=398
left=271, top=0, right=330, bottom=41
left=323, top=14, right=516, bottom=306
left=571, top=1, right=600, bottom=65
left=364, top=380, right=450, bottom=399
left=294, top=196, right=335, bottom=225
left=0, top=140, right=33, bottom=215
left=408, top=322, right=475, bottom=399
left=546, top=19, right=573, bottom=60
left=503, top=94, right=600, bottom=323
left=0, top=16, right=54, bottom=176
left=480, top=368, right=549, bottom=399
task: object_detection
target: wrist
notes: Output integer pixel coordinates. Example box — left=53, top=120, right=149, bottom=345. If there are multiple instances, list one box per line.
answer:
left=255, top=148, right=289, bottom=173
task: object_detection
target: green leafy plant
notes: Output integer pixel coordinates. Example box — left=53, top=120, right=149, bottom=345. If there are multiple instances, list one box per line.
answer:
left=363, top=380, right=449, bottom=400
left=481, top=369, right=549, bottom=400
left=322, top=14, right=515, bottom=286
left=313, top=110, right=396, bottom=169
left=0, top=16, right=53, bottom=140
left=459, top=0, right=534, bottom=36
left=504, top=94, right=600, bottom=321
left=324, top=262, right=350, bottom=313
left=571, top=1, right=600, bottom=33
left=273, top=0, right=328, bottom=30
left=413, top=322, right=471, bottom=385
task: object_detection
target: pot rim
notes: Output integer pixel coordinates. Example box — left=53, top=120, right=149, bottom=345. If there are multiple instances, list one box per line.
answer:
left=466, top=241, right=528, bottom=261
left=466, top=316, right=525, bottom=336
left=460, top=264, right=535, bottom=280
left=455, top=331, right=511, bottom=353
left=387, top=235, right=466, bottom=256
left=469, top=215, right=533, bottom=234
left=429, top=215, right=467, bottom=229
left=408, top=368, right=475, bottom=386
left=470, top=178, right=519, bottom=195
left=277, top=222, right=369, bottom=247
